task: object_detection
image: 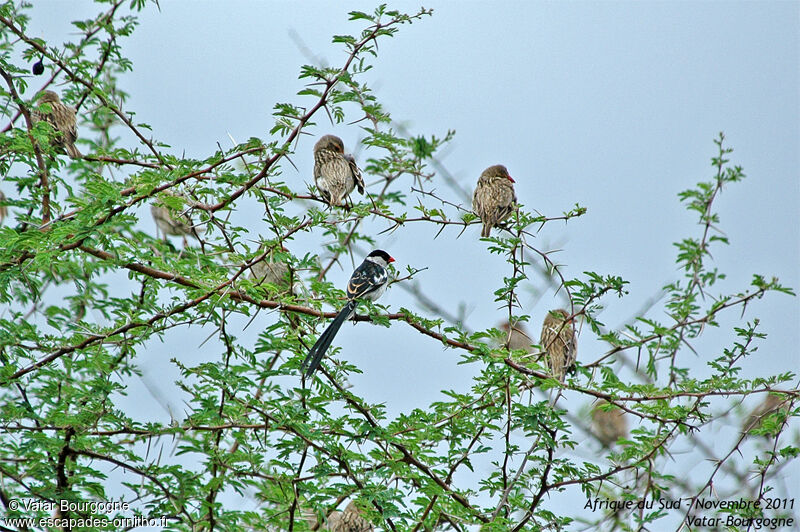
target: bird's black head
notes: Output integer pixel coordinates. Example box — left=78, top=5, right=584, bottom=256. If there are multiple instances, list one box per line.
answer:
left=366, top=249, right=395, bottom=265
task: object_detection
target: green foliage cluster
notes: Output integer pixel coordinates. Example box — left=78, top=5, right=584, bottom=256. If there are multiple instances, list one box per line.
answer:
left=0, top=2, right=797, bottom=530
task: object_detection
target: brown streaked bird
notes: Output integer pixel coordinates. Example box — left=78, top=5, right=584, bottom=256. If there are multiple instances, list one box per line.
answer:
left=150, top=201, right=201, bottom=242
left=313, top=134, right=365, bottom=207
left=742, top=394, right=789, bottom=438
left=540, top=309, right=577, bottom=382
left=31, top=90, right=81, bottom=159
left=472, top=164, right=516, bottom=238
left=501, top=320, right=536, bottom=358
left=249, top=250, right=291, bottom=295
left=0, top=190, right=7, bottom=226
left=325, top=501, right=373, bottom=532
left=591, top=400, right=629, bottom=447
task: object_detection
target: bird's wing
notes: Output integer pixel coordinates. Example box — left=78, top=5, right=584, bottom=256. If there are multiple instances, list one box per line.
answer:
left=346, top=260, right=387, bottom=300
left=345, top=154, right=365, bottom=195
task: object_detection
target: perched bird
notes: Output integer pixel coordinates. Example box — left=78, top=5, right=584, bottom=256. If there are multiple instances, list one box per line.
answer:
left=591, top=400, right=629, bottom=447
left=313, top=134, right=365, bottom=207
left=0, top=190, right=7, bottom=226
left=325, top=501, right=373, bottom=532
left=501, top=320, right=535, bottom=355
left=540, top=309, right=577, bottom=382
left=31, top=90, right=81, bottom=159
left=742, top=394, right=789, bottom=438
left=472, top=164, right=516, bottom=238
left=150, top=202, right=200, bottom=242
left=302, top=249, right=394, bottom=378
left=249, top=251, right=291, bottom=294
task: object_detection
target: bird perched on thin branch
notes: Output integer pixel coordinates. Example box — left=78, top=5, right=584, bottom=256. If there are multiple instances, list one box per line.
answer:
left=31, top=90, right=81, bottom=159
left=472, top=164, right=516, bottom=238
left=540, top=309, right=577, bottom=382
left=501, top=320, right=535, bottom=357
left=302, top=250, right=394, bottom=378
left=325, top=501, right=373, bottom=532
left=249, top=249, right=291, bottom=295
left=0, top=190, right=7, bottom=226
left=742, top=394, right=789, bottom=438
left=591, top=400, right=628, bottom=447
left=150, top=201, right=201, bottom=242
left=313, top=134, right=365, bottom=207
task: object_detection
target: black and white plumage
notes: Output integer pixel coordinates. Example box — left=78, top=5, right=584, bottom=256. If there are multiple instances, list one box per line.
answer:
left=31, top=90, right=81, bottom=159
left=472, top=164, right=516, bottom=238
left=301, top=250, right=394, bottom=378
left=313, top=134, right=365, bottom=207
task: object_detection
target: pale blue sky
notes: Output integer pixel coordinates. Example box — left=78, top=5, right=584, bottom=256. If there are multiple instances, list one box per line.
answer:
left=27, top=1, right=799, bottom=527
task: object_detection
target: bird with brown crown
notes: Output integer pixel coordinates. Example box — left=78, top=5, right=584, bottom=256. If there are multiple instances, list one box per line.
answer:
left=473, top=164, right=516, bottom=237
left=31, top=90, right=81, bottom=159
left=313, top=134, right=365, bottom=207
left=540, top=309, right=577, bottom=382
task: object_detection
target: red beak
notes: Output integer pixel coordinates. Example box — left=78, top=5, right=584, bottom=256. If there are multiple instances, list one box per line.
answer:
left=389, top=256, right=395, bottom=263
left=507, top=175, right=515, bottom=183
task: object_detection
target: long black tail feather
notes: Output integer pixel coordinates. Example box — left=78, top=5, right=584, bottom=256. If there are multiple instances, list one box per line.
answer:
left=302, top=300, right=356, bottom=378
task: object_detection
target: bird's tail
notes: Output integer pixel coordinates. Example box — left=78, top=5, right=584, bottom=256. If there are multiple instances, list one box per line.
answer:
left=481, top=222, right=492, bottom=238
left=65, top=143, right=82, bottom=159
left=301, top=300, right=356, bottom=378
